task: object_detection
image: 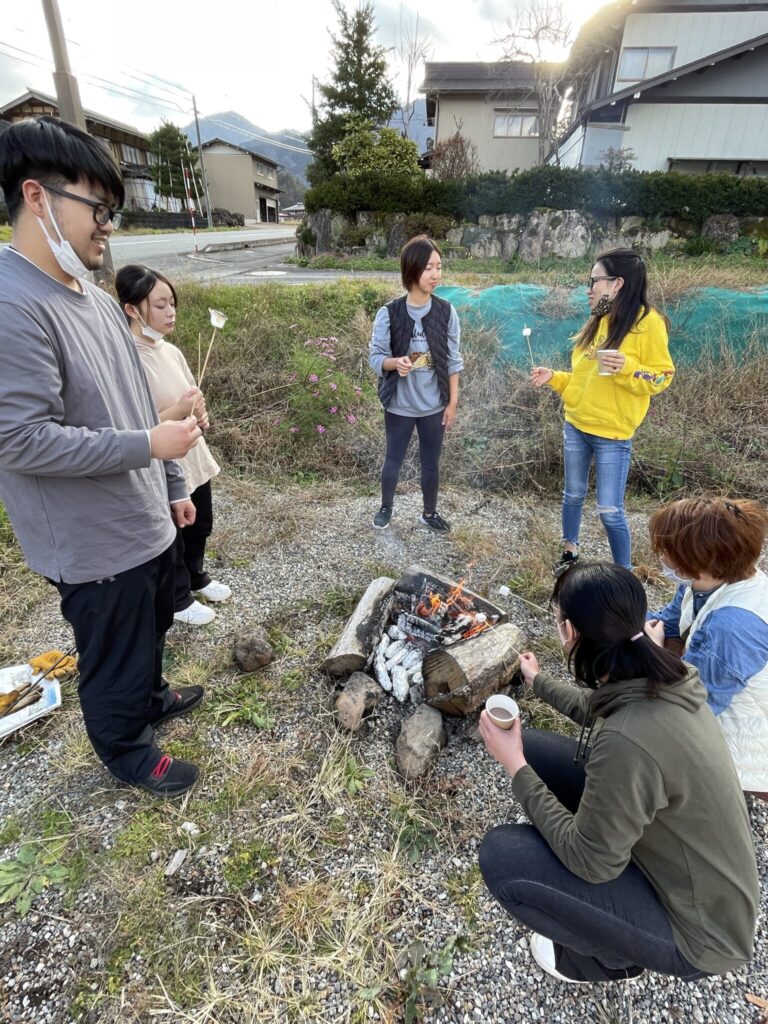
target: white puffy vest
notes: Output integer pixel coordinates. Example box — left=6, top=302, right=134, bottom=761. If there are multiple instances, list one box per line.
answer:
left=681, top=572, right=768, bottom=792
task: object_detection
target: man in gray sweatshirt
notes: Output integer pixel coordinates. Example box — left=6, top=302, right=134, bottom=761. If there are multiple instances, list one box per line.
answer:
left=0, top=116, right=203, bottom=796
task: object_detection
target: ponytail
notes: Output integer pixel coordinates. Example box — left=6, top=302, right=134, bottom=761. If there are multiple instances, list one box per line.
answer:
left=552, top=563, right=688, bottom=694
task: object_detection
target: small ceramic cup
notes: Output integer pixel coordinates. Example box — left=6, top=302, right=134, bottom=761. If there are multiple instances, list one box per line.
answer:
left=485, top=694, right=520, bottom=730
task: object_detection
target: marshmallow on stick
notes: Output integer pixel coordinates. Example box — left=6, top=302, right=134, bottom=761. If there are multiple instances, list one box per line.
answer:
left=198, top=308, right=228, bottom=388
left=523, top=324, right=534, bottom=366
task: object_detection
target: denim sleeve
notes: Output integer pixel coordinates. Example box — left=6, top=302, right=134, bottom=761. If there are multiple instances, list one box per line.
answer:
left=648, top=584, right=686, bottom=638
left=369, top=306, right=391, bottom=377
left=447, top=306, right=463, bottom=375
left=684, top=607, right=768, bottom=715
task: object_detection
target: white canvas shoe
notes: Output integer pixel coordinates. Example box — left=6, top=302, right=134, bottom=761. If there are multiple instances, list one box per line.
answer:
left=529, top=934, right=591, bottom=984
left=195, top=580, right=232, bottom=603
left=174, top=600, right=216, bottom=626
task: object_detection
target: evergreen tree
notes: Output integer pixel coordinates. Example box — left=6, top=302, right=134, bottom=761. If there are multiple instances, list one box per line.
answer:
left=306, top=0, right=398, bottom=185
left=149, top=121, right=203, bottom=210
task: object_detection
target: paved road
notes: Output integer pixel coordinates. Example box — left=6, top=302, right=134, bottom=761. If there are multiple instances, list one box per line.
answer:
left=0, top=225, right=400, bottom=286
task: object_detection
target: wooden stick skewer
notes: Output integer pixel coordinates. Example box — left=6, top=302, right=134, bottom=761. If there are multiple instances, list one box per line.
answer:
left=198, top=328, right=217, bottom=388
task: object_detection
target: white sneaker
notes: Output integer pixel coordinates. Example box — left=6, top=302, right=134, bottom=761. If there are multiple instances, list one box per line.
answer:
left=529, top=934, right=590, bottom=984
left=195, top=580, right=232, bottom=603
left=174, top=600, right=216, bottom=626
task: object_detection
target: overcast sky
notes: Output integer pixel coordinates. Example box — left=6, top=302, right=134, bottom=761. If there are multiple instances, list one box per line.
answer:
left=0, top=0, right=602, bottom=137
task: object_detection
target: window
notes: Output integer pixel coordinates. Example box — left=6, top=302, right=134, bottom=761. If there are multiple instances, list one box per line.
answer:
left=121, top=143, right=143, bottom=164
left=494, top=111, right=539, bottom=138
left=618, top=47, right=675, bottom=81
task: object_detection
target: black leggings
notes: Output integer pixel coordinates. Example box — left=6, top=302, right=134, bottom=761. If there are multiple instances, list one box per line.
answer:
left=174, top=480, right=213, bottom=611
left=381, top=410, right=444, bottom=514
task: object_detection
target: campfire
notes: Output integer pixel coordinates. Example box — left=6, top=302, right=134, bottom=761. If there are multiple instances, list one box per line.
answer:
left=322, top=564, right=523, bottom=717
left=372, top=573, right=502, bottom=704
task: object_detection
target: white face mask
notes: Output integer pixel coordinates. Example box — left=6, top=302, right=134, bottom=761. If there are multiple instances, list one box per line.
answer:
left=137, top=315, right=165, bottom=343
left=659, top=558, right=693, bottom=587
left=37, top=192, right=91, bottom=279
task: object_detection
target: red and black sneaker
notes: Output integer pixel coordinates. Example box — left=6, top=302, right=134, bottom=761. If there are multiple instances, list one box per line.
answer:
left=134, top=754, right=199, bottom=797
left=151, top=685, right=204, bottom=727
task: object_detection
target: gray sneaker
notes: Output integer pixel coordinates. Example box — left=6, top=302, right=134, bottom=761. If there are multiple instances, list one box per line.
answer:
left=373, top=506, right=393, bottom=529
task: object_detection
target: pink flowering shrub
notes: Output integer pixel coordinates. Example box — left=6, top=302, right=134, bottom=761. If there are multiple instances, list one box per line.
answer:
left=282, top=336, right=367, bottom=441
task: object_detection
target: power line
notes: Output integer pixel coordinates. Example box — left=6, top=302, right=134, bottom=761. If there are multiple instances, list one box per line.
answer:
left=0, top=41, right=189, bottom=116
left=201, top=115, right=310, bottom=155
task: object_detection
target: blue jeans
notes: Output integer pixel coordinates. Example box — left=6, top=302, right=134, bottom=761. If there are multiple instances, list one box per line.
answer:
left=562, top=422, right=632, bottom=568
left=478, top=730, right=708, bottom=983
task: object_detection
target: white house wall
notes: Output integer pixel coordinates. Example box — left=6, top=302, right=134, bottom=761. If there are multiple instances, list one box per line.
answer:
left=624, top=102, right=768, bottom=170
left=435, top=96, right=540, bottom=173
left=615, top=11, right=768, bottom=90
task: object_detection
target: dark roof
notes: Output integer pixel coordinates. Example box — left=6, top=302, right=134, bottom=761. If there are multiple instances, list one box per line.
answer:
left=590, top=31, right=768, bottom=112
left=0, top=90, right=149, bottom=142
left=420, top=61, right=550, bottom=93
left=201, top=137, right=279, bottom=167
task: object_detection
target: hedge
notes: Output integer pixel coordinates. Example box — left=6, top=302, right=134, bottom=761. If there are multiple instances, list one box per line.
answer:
left=305, top=166, right=768, bottom=225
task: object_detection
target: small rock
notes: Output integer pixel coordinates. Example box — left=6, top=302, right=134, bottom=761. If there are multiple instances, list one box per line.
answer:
left=233, top=627, right=274, bottom=671
left=395, top=705, right=446, bottom=780
left=180, top=821, right=200, bottom=837
left=164, top=849, right=187, bottom=877
left=334, top=672, right=381, bottom=732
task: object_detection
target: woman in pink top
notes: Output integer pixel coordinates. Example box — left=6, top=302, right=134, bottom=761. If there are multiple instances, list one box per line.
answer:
left=116, top=265, right=231, bottom=626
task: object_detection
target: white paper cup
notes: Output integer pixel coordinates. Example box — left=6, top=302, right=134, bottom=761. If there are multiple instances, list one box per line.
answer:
left=485, top=694, right=520, bottom=730
left=596, top=349, right=613, bottom=376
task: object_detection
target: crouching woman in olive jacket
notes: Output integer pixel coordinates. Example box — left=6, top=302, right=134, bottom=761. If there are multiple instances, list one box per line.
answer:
left=478, top=563, right=758, bottom=984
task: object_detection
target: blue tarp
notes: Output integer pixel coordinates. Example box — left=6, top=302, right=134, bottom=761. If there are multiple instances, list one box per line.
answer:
left=436, top=284, right=768, bottom=365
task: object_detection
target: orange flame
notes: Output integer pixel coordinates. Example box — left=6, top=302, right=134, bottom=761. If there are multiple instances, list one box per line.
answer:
left=417, top=591, right=443, bottom=618
left=462, top=620, right=491, bottom=640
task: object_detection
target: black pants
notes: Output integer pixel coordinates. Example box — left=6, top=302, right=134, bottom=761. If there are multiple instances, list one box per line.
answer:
left=381, top=410, right=444, bottom=514
left=55, top=543, right=177, bottom=783
left=174, top=480, right=213, bottom=611
left=478, top=729, right=708, bottom=982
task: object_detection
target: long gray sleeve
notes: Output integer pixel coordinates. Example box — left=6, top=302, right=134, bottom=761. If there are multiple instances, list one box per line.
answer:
left=0, top=250, right=178, bottom=583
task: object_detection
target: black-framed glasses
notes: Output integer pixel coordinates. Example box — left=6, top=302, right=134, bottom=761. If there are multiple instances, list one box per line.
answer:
left=587, top=275, right=616, bottom=289
left=43, top=184, right=122, bottom=229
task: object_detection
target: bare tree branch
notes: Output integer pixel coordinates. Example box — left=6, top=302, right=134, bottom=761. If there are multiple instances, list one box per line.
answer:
left=395, top=5, right=434, bottom=139
left=495, top=0, right=576, bottom=165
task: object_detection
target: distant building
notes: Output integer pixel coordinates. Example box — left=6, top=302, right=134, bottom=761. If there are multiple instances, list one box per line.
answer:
left=421, top=62, right=552, bottom=174
left=556, top=0, right=768, bottom=174
left=0, top=90, right=156, bottom=208
left=279, top=202, right=305, bottom=221
left=201, top=139, right=281, bottom=222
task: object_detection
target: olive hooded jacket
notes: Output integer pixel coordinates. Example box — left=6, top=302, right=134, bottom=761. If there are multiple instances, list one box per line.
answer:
left=512, top=668, right=759, bottom=975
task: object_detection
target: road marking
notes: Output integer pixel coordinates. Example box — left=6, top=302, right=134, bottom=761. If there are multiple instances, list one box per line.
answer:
left=247, top=270, right=288, bottom=276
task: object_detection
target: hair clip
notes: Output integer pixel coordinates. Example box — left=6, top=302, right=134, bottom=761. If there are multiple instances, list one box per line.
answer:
left=630, top=632, right=644, bottom=642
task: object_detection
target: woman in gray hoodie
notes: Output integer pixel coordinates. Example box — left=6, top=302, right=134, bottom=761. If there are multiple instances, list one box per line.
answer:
left=478, top=563, right=758, bottom=984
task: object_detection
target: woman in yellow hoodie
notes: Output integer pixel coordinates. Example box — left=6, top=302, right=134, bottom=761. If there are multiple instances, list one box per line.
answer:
left=531, top=249, right=674, bottom=572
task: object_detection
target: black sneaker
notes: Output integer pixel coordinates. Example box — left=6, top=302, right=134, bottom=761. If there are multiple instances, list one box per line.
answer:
left=420, top=511, right=451, bottom=533
left=151, top=686, right=204, bottom=727
left=373, top=506, right=393, bottom=529
left=133, top=754, right=199, bottom=798
left=553, top=551, right=579, bottom=577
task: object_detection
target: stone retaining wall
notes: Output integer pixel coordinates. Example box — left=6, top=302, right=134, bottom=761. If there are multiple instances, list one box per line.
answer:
left=300, top=208, right=766, bottom=263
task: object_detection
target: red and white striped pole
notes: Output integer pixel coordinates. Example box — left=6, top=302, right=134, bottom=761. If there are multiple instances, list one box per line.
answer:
left=182, top=163, right=198, bottom=253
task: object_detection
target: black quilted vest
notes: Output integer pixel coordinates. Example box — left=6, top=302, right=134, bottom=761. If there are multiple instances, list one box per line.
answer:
left=378, top=294, right=452, bottom=409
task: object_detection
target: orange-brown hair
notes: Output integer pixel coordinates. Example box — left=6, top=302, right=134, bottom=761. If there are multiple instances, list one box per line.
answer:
left=400, top=234, right=441, bottom=292
left=648, top=497, right=768, bottom=583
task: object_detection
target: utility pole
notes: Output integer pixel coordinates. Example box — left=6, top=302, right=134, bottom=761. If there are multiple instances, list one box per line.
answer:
left=192, top=96, right=214, bottom=229
left=40, top=0, right=114, bottom=281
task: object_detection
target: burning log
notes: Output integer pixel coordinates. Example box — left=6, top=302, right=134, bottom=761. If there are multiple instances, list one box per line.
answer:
left=423, top=622, right=525, bottom=716
left=322, top=576, right=395, bottom=677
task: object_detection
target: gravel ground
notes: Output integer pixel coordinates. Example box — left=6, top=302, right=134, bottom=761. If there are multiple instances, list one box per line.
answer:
left=1, top=476, right=766, bottom=1024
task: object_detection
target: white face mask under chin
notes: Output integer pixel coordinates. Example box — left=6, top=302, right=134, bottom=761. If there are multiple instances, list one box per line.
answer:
left=659, top=558, right=693, bottom=586
left=137, top=315, right=165, bottom=343
left=37, top=192, right=91, bottom=279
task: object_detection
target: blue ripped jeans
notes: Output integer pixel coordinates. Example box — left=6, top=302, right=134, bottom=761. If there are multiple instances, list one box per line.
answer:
left=561, top=422, right=632, bottom=568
